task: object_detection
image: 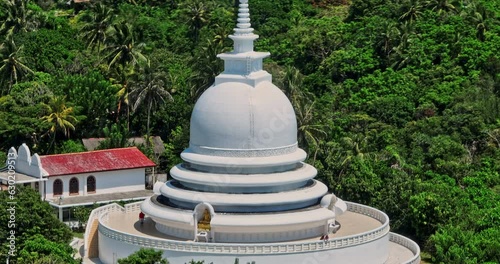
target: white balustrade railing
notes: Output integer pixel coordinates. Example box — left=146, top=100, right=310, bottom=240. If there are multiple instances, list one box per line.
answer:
left=389, top=233, right=421, bottom=264
left=124, top=202, right=142, bottom=213
left=84, top=202, right=143, bottom=257
left=95, top=201, right=404, bottom=255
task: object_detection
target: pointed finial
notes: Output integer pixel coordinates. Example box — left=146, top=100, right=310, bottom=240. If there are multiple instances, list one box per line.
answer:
left=229, top=0, right=258, bottom=53
left=214, top=0, right=272, bottom=86
left=234, top=0, right=253, bottom=35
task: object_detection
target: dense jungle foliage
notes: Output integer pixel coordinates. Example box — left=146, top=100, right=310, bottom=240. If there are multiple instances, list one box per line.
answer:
left=0, top=0, right=499, bottom=263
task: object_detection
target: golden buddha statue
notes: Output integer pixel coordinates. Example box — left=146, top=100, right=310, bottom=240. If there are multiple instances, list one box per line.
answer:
left=197, top=209, right=211, bottom=231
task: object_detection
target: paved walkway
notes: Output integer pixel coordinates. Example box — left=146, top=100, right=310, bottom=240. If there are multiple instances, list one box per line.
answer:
left=108, top=213, right=192, bottom=241
left=386, top=242, right=417, bottom=264
left=105, top=210, right=383, bottom=242
left=50, top=190, right=154, bottom=206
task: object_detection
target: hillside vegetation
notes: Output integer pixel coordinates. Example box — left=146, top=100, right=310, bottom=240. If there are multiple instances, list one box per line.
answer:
left=0, top=0, right=499, bottom=263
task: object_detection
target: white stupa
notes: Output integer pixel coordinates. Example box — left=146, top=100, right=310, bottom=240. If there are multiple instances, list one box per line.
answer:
left=84, top=1, right=421, bottom=263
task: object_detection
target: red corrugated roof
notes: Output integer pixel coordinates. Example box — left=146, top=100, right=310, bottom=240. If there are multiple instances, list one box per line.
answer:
left=40, top=147, right=156, bottom=176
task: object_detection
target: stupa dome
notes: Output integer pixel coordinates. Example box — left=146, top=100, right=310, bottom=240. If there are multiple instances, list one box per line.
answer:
left=189, top=81, right=297, bottom=156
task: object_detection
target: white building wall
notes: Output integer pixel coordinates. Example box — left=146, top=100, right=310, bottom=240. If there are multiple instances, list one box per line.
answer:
left=45, top=168, right=145, bottom=200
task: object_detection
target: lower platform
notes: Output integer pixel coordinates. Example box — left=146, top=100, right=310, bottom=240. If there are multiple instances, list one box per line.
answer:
left=84, top=202, right=420, bottom=264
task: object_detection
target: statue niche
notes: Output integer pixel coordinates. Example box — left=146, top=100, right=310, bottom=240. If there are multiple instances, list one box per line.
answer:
left=193, top=202, right=215, bottom=242
left=197, top=209, right=211, bottom=231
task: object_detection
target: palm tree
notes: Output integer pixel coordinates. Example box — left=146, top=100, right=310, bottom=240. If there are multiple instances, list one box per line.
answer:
left=390, top=22, right=415, bottom=70
left=212, top=24, right=231, bottom=47
left=399, top=0, right=424, bottom=23
left=183, top=0, right=210, bottom=42
left=79, top=3, right=115, bottom=54
left=110, top=63, right=142, bottom=129
left=295, top=99, right=327, bottom=162
left=339, top=135, right=373, bottom=163
left=463, top=3, right=490, bottom=42
left=426, top=0, right=457, bottom=16
left=473, top=12, right=487, bottom=42
left=105, top=22, right=148, bottom=128
left=485, top=129, right=500, bottom=149
left=0, top=37, right=34, bottom=95
left=41, top=96, right=78, bottom=153
left=130, top=66, right=174, bottom=144
left=376, top=21, right=400, bottom=60
left=281, top=66, right=305, bottom=105
left=190, top=39, right=224, bottom=101
left=0, top=0, right=35, bottom=37
left=105, top=23, right=148, bottom=71
left=331, top=133, right=378, bottom=181
left=278, top=66, right=326, bottom=161
left=391, top=44, right=411, bottom=70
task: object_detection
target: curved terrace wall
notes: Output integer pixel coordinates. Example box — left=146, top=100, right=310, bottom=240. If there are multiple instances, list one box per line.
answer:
left=389, top=233, right=421, bottom=264
left=93, top=202, right=411, bottom=264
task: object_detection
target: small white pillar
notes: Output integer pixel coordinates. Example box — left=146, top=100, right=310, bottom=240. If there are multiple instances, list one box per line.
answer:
left=193, top=214, right=197, bottom=241
left=58, top=207, right=63, bottom=222
left=83, top=176, right=87, bottom=196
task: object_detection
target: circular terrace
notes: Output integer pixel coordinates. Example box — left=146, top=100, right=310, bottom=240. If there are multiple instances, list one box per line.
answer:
left=84, top=201, right=420, bottom=264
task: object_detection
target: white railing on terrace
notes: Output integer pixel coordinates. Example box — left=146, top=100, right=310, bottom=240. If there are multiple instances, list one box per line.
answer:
left=84, top=202, right=142, bottom=257
left=346, top=202, right=388, bottom=223
left=96, top=201, right=398, bottom=255
left=389, top=233, right=421, bottom=264
left=124, top=202, right=142, bottom=213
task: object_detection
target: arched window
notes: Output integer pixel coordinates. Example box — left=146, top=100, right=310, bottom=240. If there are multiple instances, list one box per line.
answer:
left=69, top=177, right=79, bottom=195
left=87, top=176, right=96, bottom=193
left=53, top=179, right=63, bottom=196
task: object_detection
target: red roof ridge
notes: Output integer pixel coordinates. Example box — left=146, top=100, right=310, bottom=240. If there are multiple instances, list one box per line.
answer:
left=41, top=147, right=139, bottom=158
left=39, top=147, right=155, bottom=176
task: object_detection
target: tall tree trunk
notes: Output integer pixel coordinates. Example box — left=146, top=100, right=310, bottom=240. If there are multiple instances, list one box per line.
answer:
left=47, top=133, right=56, bottom=154
left=116, top=100, right=121, bottom=122
left=127, top=103, right=130, bottom=131
left=146, top=101, right=152, bottom=147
